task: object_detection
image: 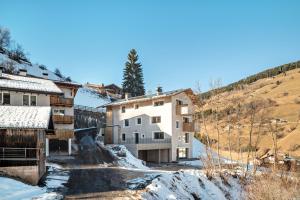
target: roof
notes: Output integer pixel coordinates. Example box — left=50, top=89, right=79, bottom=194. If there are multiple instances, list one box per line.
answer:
left=54, top=80, right=82, bottom=88
left=105, top=88, right=192, bottom=106
left=0, top=106, right=51, bottom=129
left=0, top=73, right=63, bottom=94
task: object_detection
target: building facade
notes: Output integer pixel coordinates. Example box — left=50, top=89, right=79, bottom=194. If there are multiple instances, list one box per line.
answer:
left=105, top=88, right=195, bottom=163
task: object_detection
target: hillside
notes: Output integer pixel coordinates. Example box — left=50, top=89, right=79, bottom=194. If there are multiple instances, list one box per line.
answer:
left=196, top=65, right=300, bottom=160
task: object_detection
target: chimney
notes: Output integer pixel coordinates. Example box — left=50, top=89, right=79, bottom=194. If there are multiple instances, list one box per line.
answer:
left=156, top=86, right=163, bottom=95
left=125, top=92, right=131, bottom=100
left=19, top=69, right=27, bottom=76
left=0, top=66, right=3, bottom=77
left=42, top=72, right=48, bottom=79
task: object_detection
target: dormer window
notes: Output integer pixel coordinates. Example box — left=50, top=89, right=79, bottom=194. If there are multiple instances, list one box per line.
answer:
left=23, top=95, right=37, bottom=106
left=154, top=101, right=164, bottom=106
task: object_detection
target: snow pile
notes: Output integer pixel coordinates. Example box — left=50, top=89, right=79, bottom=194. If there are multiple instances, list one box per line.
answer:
left=106, top=145, right=149, bottom=170
left=74, top=86, right=111, bottom=108
left=142, top=170, right=243, bottom=200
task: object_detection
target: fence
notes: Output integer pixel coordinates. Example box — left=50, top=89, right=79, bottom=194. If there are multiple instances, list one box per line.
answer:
left=120, top=137, right=171, bottom=144
left=0, top=147, right=39, bottom=161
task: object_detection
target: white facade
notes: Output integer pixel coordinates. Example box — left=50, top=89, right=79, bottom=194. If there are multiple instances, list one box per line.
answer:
left=107, top=90, right=195, bottom=162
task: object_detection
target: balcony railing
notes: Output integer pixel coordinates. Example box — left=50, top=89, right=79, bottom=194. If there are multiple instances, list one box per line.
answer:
left=50, top=96, right=73, bottom=107
left=120, top=137, right=171, bottom=144
left=52, top=115, right=74, bottom=124
left=182, top=122, right=194, bottom=132
left=176, top=104, right=191, bottom=115
left=0, top=147, right=40, bottom=161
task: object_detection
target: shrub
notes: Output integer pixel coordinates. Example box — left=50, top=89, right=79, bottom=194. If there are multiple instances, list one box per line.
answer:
left=289, top=144, right=300, bottom=151
left=283, top=92, right=289, bottom=96
left=276, top=80, right=282, bottom=85
left=294, top=97, right=300, bottom=104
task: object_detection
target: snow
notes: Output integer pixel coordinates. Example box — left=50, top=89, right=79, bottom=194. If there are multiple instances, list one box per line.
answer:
left=0, top=53, right=63, bottom=81
left=74, top=86, right=111, bottom=108
left=106, top=144, right=149, bottom=170
left=0, top=73, right=62, bottom=94
left=142, top=170, right=244, bottom=200
left=0, top=163, right=67, bottom=200
left=0, top=106, right=51, bottom=129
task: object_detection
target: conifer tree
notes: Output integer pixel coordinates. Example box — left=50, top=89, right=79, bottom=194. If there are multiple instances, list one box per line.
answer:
left=122, top=49, right=145, bottom=97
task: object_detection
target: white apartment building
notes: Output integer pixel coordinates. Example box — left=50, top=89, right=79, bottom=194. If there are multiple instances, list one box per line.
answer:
left=105, top=88, right=196, bottom=163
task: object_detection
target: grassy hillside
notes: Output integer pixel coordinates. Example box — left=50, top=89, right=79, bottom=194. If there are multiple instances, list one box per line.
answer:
left=195, top=64, right=300, bottom=160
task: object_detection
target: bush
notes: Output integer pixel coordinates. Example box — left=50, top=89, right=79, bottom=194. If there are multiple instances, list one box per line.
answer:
left=289, top=144, right=300, bottom=151
left=294, top=97, right=300, bottom=104
left=276, top=80, right=282, bottom=85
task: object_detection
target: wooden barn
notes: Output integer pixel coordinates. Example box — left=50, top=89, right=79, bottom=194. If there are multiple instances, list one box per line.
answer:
left=0, top=106, right=51, bottom=185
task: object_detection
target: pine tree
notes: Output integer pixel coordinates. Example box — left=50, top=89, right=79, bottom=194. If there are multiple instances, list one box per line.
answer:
left=122, top=49, right=145, bottom=97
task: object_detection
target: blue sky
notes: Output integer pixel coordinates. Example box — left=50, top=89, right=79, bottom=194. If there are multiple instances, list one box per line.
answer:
left=1, top=0, right=299, bottom=92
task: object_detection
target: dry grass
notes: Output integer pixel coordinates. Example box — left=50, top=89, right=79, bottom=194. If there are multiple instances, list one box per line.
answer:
left=245, top=172, right=300, bottom=200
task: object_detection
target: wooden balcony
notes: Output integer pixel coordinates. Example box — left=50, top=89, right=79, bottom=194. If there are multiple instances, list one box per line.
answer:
left=176, top=104, right=191, bottom=115
left=46, top=129, right=74, bottom=139
left=182, top=122, right=195, bottom=132
left=50, top=96, right=73, bottom=107
left=52, top=115, right=74, bottom=124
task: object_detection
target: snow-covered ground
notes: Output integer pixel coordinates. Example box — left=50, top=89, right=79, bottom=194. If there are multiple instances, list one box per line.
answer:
left=0, top=163, right=67, bottom=200
left=142, top=170, right=244, bottom=200
left=106, top=144, right=149, bottom=170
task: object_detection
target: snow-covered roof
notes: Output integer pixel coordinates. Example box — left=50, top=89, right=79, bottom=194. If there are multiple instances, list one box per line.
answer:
left=0, top=73, right=63, bottom=94
left=74, top=86, right=111, bottom=108
left=105, top=88, right=191, bottom=106
left=0, top=106, right=51, bottom=129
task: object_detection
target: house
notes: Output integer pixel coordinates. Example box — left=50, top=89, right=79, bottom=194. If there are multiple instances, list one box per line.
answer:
left=104, top=87, right=196, bottom=163
left=85, top=83, right=122, bottom=99
left=0, top=67, right=62, bottom=184
left=48, top=79, right=81, bottom=156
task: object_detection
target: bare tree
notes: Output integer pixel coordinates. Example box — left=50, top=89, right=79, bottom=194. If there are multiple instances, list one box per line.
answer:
left=0, top=27, right=11, bottom=50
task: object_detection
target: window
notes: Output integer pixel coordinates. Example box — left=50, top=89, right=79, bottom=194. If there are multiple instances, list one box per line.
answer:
left=0, top=93, right=2, bottom=104
left=154, top=101, right=164, bottom=106
left=3, top=93, right=10, bottom=105
left=124, top=119, right=129, bottom=127
left=153, top=132, right=164, bottom=139
left=53, top=109, right=65, bottom=115
left=184, top=133, right=189, bottom=143
left=30, top=95, right=37, bottom=106
left=121, top=133, right=126, bottom=142
left=176, top=121, right=179, bottom=128
left=134, top=104, right=139, bottom=109
left=23, top=95, right=29, bottom=106
left=183, top=117, right=189, bottom=123
left=176, top=100, right=183, bottom=105
left=121, top=106, right=126, bottom=113
left=151, top=116, right=161, bottom=124
left=178, top=148, right=187, bottom=159
left=136, top=117, right=142, bottom=125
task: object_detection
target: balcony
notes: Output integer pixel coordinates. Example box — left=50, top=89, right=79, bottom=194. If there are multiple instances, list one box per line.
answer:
left=176, top=104, right=191, bottom=115
left=120, top=137, right=171, bottom=145
left=52, top=115, right=73, bottom=124
left=182, top=122, right=194, bottom=132
left=50, top=96, right=73, bottom=107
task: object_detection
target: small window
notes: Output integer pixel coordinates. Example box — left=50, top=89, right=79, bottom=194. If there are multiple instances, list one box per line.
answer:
left=124, top=119, right=129, bottom=127
left=122, top=133, right=126, bottom=142
left=176, top=121, right=179, bottom=128
left=53, top=109, right=65, bottom=115
left=0, top=93, right=2, bottom=104
left=154, top=132, right=164, bottom=139
left=23, top=95, right=29, bottom=106
left=154, top=101, right=164, bottom=106
left=137, top=117, right=142, bottom=125
left=176, top=100, right=183, bottom=105
left=30, top=95, right=37, bottom=106
left=3, top=93, right=10, bottom=105
left=151, top=116, right=161, bottom=124
left=185, top=133, right=189, bottom=143
left=121, top=106, right=126, bottom=113
left=183, top=117, right=189, bottom=123
left=134, top=104, right=139, bottom=109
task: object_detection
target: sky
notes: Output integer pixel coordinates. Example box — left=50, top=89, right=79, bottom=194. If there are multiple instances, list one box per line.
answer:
left=0, top=0, right=300, bottom=92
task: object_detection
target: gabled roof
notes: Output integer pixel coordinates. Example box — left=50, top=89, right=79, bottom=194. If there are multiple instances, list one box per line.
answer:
left=0, top=106, right=51, bottom=129
left=0, top=73, right=63, bottom=94
left=105, top=88, right=193, bottom=106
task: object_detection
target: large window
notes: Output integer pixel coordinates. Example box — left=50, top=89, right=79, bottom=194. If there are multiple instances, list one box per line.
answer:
left=154, top=101, right=164, bottom=106
left=151, top=116, right=161, bottom=124
left=3, top=93, right=10, bottom=105
left=124, top=119, right=129, bottom=127
left=153, top=132, right=164, bottom=139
